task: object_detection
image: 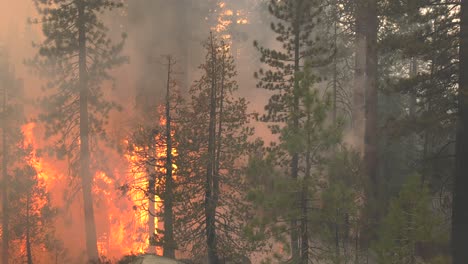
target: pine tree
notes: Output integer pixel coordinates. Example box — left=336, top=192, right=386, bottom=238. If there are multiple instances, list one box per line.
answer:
left=9, top=162, right=57, bottom=264
left=162, top=56, right=176, bottom=259
left=352, top=0, right=379, bottom=249
left=175, top=34, right=256, bottom=263
left=0, top=46, right=24, bottom=264
left=30, top=0, right=126, bottom=262
left=375, top=175, right=444, bottom=264
left=317, top=147, right=363, bottom=263
left=248, top=62, right=341, bottom=264
left=0, top=46, right=57, bottom=264
left=452, top=0, right=468, bottom=262
left=254, top=0, right=333, bottom=261
left=125, top=56, right=182, bottom=257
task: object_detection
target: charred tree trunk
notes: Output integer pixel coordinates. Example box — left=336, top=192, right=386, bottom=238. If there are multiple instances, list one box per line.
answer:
left=205, top=33, right=219, bottom=264
left=26, top=193, right=32, bottom=264
left=163, top=56, right=175, bottom=258
left=452, top=0, right=468, bottom=262
left=78, top=1, right=99, bottom=262
left=354, top=0, right=378, bottom=252
left=1, top=77, right=9, bottom=264
left=147, top=153, right=156, bottom=254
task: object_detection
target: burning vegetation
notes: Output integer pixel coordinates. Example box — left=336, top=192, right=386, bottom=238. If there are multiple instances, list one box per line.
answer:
left=0, top=0, right=466, bottom=264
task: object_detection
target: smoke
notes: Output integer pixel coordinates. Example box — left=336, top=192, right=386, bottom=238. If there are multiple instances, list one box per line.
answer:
left=0, top=0, right=279, bottom=262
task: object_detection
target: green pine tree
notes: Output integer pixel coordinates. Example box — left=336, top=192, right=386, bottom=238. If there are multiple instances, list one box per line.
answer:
left=175, top=34, right=257, bottom=263
left=29, top=0, right=126, bottom=262
left=374, top=174, right=445, bottom=264
left=254, top=0, right=335, bottom=262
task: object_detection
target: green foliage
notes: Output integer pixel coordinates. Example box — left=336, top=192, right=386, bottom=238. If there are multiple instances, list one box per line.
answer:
left=175, top=34, right=257, bottom=260
left=315, top=147, right=363, bottom=262
left=29, top=0, right=127, bottom=170
left=247, top=62, right=343, bottom=262
left=374, top=174, right=445, bottom=264
left=254, top=0, right=329, bottom=123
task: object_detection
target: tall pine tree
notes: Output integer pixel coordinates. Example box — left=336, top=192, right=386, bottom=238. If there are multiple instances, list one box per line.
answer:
left=30, top=0, right=126, bottom=262
left=175, top=34, right=257, bottom=263
left=254, top=0, right=332, bottom=261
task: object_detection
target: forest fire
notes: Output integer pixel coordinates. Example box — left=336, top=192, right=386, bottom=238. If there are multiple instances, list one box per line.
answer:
left=2, top=0, right=461, bottom=263
left=22, top=123, right=63, bottom=193
left=124, top=111, right=178, bottom=257
left=17, top=115, right=176, bottom=260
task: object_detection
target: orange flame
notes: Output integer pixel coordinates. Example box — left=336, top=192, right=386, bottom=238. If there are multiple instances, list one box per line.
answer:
left=19, top=116, right=177, bottom=261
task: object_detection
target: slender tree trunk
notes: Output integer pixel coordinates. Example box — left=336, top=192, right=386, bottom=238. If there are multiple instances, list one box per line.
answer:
left=300, top=111, right=312, bottom=264
left=343, top=213, right=349, bottom=263
left=409, top=58, right=417, bottom=118
left=1, top=79, right=9, bottom=264
left=78, top=1, right=99, bottom=262
left=363, top=0, right=379, bottom=227
left=353, top=1, right=367, bottom=154
left=147, top=158, right=156, bottom=254
left=214, top=51, right=225, bottom=216
left=332, top=3, right=338, bottom=124
left=26, top=193, right=33, bottom=264
left=354, top=0, right=378, bottom=252
left=163, top=56, right=175, bottom=258
left=300, top=183, right=309, bottom=264
left=205, top=33, right=219, bottom=264
left=335, top=209, right=340, bottom=263
left=422, top=59, right=435, bottom=186
left=452, top=0, right=468, bottom=262
left=332, top=6, right=341, bottom=260
left=290, top=1, right=303, bottom=261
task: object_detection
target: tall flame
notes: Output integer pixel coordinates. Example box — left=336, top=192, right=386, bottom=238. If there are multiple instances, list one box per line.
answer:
left=124, top=110, right=178, bottom=256
left=18, top=113, right=177, bottom=261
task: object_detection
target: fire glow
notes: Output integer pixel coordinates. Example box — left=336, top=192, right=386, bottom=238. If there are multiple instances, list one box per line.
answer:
left=19, top=113, right=177, bottom=260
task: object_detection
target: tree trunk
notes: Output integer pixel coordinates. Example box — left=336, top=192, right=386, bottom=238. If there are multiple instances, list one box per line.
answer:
left=354, top=0, right=378, bottom=251
left=163, top=56, right=175, bottom=259
left=353, top=1, right=367, bottom=154
left=26, top=193, right=33, bottom=264
left=290, top=1, right=304, bottom=261
left=452, top=0, right=468, bottom=262
left=78, top=1, right=99, bottom=262
left=1, top=78, right=9, bottom=264
left=409, top=58, right=417, bottom=118
left=363, top=0, right=379, bottom=229
left=300, top=111, right=312, bottom=264
left=214, top=50, right=225, bottom=228
left=205, top=33, right=219, bottom=264
left=147, top=160, right=156, bottom=254
left=332, top=2, right=338, bottom=124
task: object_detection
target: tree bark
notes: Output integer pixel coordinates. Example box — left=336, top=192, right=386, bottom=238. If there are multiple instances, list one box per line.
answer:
left=363, top=0, right=379, bottom=223
left=354, top=0, right=378, bottom=251
left=26, top=193, right=33, bottom=264
left=353, top=0, right=367, bottom=154
left=290, top=1, right=304, bottom=261
left=163, top=56, right=175, bottom=258
left=78, top=1, right=99, bottom=262
left=452, top=0, right=468, bottom=262
left=205, top=33, right=219, bottom=264
left=300, top=111, right=312, bottom=264
left=147, top=153, right=156, bottom=254
left=1, top=75, right=9, bottom=264
left=214, top=50, right=225, bottom=229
